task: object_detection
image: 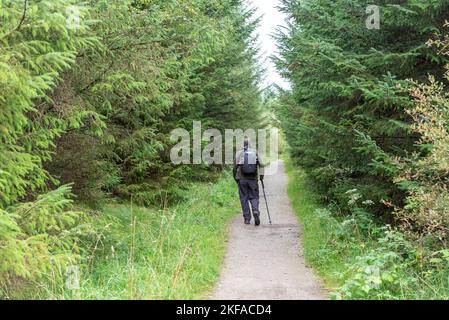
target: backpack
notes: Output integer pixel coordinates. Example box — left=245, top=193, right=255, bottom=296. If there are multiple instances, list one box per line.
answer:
left=239, top=150, right=258, bottom=176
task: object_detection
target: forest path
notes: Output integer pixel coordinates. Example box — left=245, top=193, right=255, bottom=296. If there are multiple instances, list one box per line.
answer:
left=212, top=160, right=327, bottom=300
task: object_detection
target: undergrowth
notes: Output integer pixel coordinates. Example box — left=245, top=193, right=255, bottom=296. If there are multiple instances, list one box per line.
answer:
left=286, top=160, right=449, bottom=300
left=7, top=172, right=239, bottom=300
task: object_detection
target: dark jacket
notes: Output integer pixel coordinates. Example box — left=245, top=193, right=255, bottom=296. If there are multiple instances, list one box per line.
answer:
left=233, top=148, right=264, bottom=181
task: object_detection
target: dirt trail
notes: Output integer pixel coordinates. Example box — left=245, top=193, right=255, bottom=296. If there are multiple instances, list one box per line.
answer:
left=212, top=160, right=327, bottom=300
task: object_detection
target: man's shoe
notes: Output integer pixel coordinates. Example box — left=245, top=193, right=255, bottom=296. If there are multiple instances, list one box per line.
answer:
left=244, top=218, right=251, bottom=225
left=254, top=215, right=260, bottom=226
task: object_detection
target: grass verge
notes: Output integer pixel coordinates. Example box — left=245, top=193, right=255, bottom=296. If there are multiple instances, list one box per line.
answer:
left=285, top=160, right=449, bottom=300
left=57, top=172, right=239, bottom=300
left=285, top=160, right=350, bottom=291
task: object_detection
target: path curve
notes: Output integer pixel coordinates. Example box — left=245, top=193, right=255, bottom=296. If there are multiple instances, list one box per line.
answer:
left=213, top=160, right=327, bottom=300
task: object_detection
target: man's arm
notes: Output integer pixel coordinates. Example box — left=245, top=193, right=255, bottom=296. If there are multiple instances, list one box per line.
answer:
left=234, top=150, right=242, bottom=182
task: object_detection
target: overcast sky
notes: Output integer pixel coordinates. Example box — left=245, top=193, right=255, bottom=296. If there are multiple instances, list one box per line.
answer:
left=249, top=0, right=291, bottom=90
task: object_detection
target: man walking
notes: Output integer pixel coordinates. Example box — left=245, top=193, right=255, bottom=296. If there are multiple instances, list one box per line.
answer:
left=233, top=139, right=264, bottom=226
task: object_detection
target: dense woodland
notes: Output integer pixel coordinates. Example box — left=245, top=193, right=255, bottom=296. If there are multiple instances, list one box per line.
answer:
left=0, top=0, right=263, bottom=297
left=275, top=0, right=449, bottom=298
left=1, top=0, right=449, bottom=300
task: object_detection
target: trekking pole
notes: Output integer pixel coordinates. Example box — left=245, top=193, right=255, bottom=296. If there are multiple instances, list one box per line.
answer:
left=261, top=180, right=272, bottom=224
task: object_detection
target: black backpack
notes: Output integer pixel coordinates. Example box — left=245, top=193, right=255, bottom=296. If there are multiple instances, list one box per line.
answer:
left=240, top=150, right=258, bottom=176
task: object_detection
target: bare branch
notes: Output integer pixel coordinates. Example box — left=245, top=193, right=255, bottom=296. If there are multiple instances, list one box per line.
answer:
left=0, top=0, right=29, bottom=41
left=15, top=0, right=29, bottom=32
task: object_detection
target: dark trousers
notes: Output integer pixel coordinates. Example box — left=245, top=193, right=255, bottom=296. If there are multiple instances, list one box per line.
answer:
left=238, top=179, right=260, bottom=219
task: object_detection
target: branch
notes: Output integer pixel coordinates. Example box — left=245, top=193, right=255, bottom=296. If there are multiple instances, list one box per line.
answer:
left=78, top=60, right=114, bottom=94
left=108, top=39, right=163, bottom=51
left=0, top=0, right=28, bottom=41
left=15, top=0, right=29, bottom=32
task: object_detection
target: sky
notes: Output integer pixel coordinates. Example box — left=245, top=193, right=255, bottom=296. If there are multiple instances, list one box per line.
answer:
left=249, top=0, right=291, bottom=90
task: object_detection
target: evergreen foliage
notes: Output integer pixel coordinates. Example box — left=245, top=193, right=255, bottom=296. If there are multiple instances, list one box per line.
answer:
left=0, top=0, right=263, bottom=296
left=275, top=0, right=449, bottom=227
left=0, top=0, right=100, bottom=292
left=46, top=0, right=264, bottom=203
left=276, top=0, right=449, bottom=299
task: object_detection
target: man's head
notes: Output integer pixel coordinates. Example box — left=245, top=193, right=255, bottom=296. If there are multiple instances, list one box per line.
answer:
left=243, top=138, right=250, bottom=150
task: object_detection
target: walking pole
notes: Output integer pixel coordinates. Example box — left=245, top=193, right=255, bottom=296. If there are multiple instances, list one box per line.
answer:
left=261, top=180, right=272, bottom=224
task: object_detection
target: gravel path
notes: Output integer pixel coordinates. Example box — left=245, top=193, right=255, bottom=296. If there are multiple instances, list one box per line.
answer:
left=212, top=160, right=327, bottom=300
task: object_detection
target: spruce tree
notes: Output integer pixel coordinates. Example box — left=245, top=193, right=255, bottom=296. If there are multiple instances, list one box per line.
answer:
left=275, top=0, right=449, bottom=216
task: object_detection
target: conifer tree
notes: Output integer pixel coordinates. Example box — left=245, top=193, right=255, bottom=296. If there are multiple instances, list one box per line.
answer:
left=275, top=0, right=449, bottom=216
left=47, top=0, right=264, bottom=204
left=0, top=0, right=100, bottom=291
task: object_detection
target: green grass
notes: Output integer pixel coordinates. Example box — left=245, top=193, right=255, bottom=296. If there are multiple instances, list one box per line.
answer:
left=285, top=160, right=349, bottom=291
left=285, top=160, right=449, bottom=300
left=57, top=172, right=240, bottom=300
